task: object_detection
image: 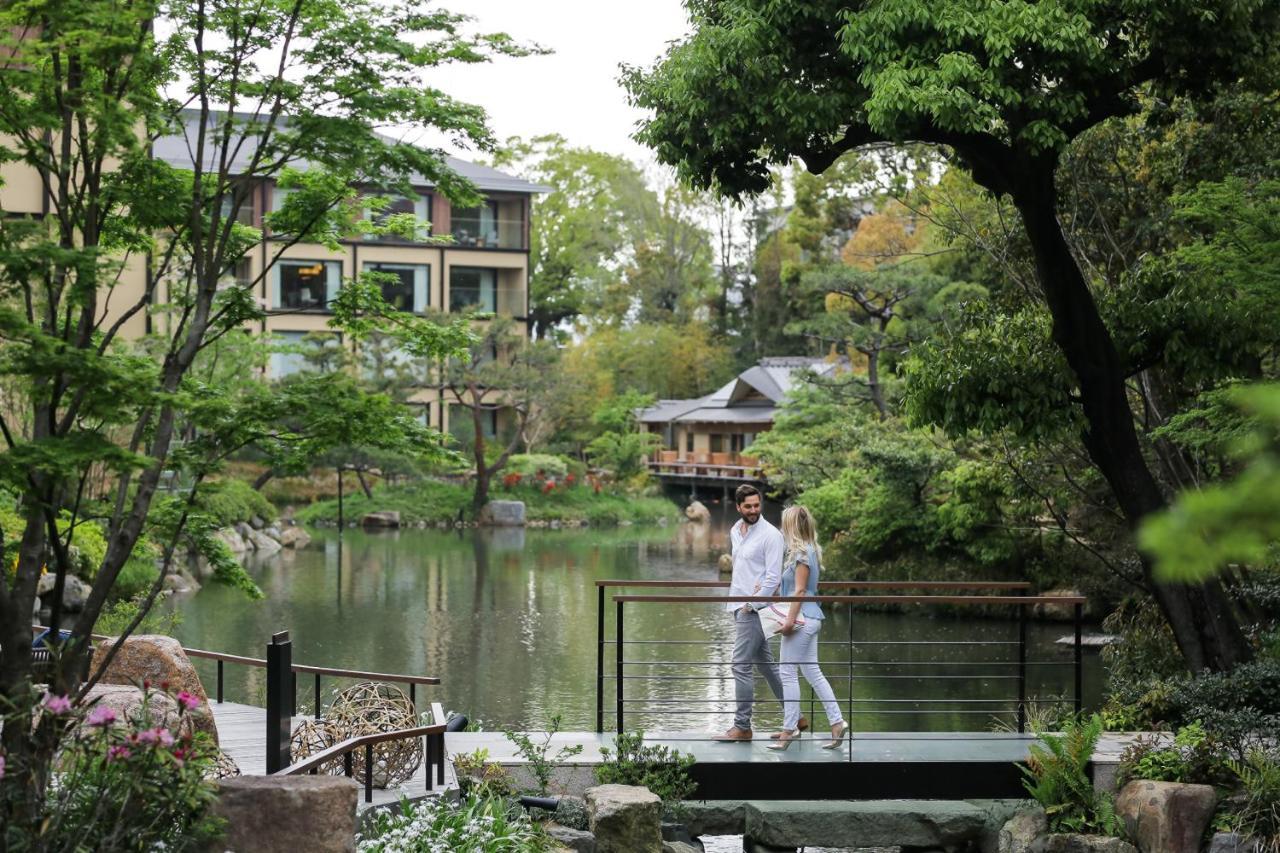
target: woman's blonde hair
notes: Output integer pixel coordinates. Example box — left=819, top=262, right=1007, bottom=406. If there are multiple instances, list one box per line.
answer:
left=780, top=505, right=819, bottom=562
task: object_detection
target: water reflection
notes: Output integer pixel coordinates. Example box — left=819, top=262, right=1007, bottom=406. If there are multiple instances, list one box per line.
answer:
left=168, top=522, right=1101, bottom=731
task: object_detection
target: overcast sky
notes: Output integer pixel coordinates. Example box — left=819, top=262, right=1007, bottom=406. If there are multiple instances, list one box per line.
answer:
left=425, top=0, right=691, bottom=167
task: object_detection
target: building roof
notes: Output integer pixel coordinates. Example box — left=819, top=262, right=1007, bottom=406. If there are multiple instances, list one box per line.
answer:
left=153, top=110, right=550, bottom=194
left=638, top=357, right=844, bottom=428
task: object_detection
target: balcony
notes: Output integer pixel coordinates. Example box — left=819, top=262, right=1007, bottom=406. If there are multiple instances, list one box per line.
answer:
left=450, top=201, right=525, bottom=250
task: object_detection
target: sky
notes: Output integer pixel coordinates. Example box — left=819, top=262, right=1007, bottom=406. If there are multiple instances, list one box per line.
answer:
left=425, top=0, right=692, bottom=167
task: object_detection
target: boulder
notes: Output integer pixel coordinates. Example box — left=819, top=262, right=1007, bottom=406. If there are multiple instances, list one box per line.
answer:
left=1208, top=833, right=1262, bottom=853
left=206, top=775, right=358, bottom=853
left=1115, top=780, right=1217, bottom=853
left=213, top=527, right=248, bottom=554
left=1000, top=806, right=1049, bottom=853
left=545, top=822, right=596, bottom=853
left=280, top=526, right=312, bottom=549
left=264, top=525, right=283, bottom=541
left=684, top=501, right=710, bottom=523
left=234, top=521, right=254, bottom=542
left=246, top=528, right=283, bottom=556
left=162, top=573, right=196, bottom=594
left=88, top=635, right=217, bottom=743
left=478, top=500, right=526, bottom=527
left=360, top=510, right=401, bottom=529
left=37, top=573, right=91, bottom=612
left=1029, top=835, right=1137, bottom=853
left=249, top=515, right=266, bottom=530
left=662, top=843, right=703, bottom=853
left=680, top=800, right=746, bottom=836
left=717, top=553, right=734, bottom=574
left=746, top=800, right=989, bottom=849
left=586, top=784, right=663, bottom=853
left=80, top=684, right=200, bottom=740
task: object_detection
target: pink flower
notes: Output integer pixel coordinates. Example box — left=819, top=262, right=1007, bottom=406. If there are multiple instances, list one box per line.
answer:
left=85, top=706, right=117, bottom=727
left=0, top=755, right=6, bottom=779
left=135, top=728, right=160, bottom=746
left=107, top=745, right=131, bottom=762
left=176, top=691, right=200, bottom=712
left=42, top=693, right=72, bottom=715
left=158, top=729, right=175, bottom=747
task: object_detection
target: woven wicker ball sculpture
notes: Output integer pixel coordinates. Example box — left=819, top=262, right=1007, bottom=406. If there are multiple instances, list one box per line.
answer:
left=205, top=748, right=243, bottom=780
left=325, top=682, right=421, bottom=788
left=290, top=718, right=346, bottom=773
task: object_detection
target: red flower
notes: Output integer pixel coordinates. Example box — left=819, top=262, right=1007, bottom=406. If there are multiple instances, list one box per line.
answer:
left=542, top=480, right=555, bottom=494
left=565, top=473, right=576, bottom=485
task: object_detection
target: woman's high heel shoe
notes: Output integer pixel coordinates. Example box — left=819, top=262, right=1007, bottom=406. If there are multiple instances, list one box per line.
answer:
left=821, top=721, right=848, bottom=750
left=766, top=729, right=801, bottom=751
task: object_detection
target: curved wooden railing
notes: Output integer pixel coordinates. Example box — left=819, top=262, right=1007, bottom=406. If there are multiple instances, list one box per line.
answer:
left=276, top=702, right=450, bottom=802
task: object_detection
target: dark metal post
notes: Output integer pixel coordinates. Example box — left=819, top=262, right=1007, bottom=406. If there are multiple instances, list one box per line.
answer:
left=265, top=631, right=292, bottom=774
left=615, top=599, right=624, bottom=733
left=364, top=743, right=373, bottom=803
left=343, top=751, right=354, bottom=778
left=596, top=584, right=605, bottom=733
left=1018, top=590, right=1028, bottom=734
left=216, top=660, right=224, bottom=704
left=409, top=682, right=416, bottom=710
left=1074, top=602, right=1083, bottom=715
left=314, top=673, right=321, bottom=720
left=291, top=670, right=297, bottom=717
left=847, top=604, right=854, bottom=761
left=337, top=466, right=344, bottom=529
left=437, top=734, right=445, bottom=785
left=425, top=735, right=434, bottom=792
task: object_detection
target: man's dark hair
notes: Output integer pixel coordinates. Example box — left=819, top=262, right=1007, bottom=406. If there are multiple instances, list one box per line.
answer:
left=735, top=484, right=761, bottom=505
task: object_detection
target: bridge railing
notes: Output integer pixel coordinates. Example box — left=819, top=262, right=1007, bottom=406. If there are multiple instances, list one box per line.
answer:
left=593, top=581, right=1084, bottom=739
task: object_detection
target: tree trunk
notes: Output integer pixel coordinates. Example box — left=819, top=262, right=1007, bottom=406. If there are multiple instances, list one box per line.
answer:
left=1010, top=164, right=1251, bottom=672
left=471, top=396, right=490, bottom=514
left=252, top=468, right=275, bottom=491
left=354, top=468, right=373, bottom=500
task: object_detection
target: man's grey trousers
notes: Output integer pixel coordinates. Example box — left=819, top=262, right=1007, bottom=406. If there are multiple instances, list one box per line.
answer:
left=732, top=607, right=783, bottom=730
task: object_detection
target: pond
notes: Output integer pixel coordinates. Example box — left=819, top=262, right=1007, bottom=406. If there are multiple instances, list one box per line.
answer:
left=166, top=515, right=1104, bottom=733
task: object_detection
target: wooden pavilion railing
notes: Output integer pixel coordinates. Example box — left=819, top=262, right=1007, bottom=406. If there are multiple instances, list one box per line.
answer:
left=648, top=450, right=765, bottom=480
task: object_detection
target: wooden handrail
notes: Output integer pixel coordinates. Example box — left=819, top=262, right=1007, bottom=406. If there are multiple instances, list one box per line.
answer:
left=278, top=722, right=448, bottom=776
left=613, top=593, right=1086, bottom=606
left=595, top=579, right=1033, bottom=590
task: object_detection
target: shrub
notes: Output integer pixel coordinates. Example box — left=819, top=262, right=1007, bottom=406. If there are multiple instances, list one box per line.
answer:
left=595, top=731, right=697, bottom=809
left=1224, top=749, right=1280, bottom=848
left=451, top=748, right=513, bottom=798
left=1117, top=721, right=1234, bottom=788
left=111, top=557, right=161, bottom=602
left=4, top=684, right=222, bottom=851
left=502, top=714, right=583, bottom=796
left=502, top=454, right=569, bottom=480
left=94, top=599, right=182, bottom=637
left=1021, top=714, right=1122, bottom=836
left=198, top=478, right=277, bottom=527
left=357, top=794, right=551, bottom=853
left=1158, top=660, right=1280, bottom=758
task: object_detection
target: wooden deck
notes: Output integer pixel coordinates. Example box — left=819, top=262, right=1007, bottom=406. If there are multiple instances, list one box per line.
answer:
left=211, top=702, right=456, bottom=810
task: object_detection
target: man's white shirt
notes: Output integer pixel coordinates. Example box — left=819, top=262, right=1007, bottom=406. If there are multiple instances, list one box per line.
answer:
left=727, top=516, right=784, bottom=612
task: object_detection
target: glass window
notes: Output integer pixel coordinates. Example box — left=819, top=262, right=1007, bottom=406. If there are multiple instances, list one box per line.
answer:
left=685, top=432, right=693, bottom=453
left=274, top=259, right=341, bottom=311
left=451, top=201, right=498, bottom=247
left=219, top=188, right=255, bottom=225
left=219, top=257, right=253, bottom=290
left=710, top=434, right=725, bottom=453
left=449, top=267, right=497, bottom=312
left=269, top=331, right=343, bottom=377
left=448, top=404, right=498, bottom=442
left=362, top=262, right=429, bottom=313
left=368, top=194, right=430, bottom=242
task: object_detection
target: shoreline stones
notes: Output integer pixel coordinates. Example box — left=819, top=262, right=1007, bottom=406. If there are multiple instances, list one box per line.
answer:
left=586, top=785, right=663, bottom=853
left=1115, top=780, right=1217, bottom=853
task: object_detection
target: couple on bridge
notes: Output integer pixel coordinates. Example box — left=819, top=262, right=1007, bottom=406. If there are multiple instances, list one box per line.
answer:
left=714, top=484, right=848, bottom=750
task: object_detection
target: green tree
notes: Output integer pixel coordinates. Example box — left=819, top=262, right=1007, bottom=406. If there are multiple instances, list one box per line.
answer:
left=0, top=0, right=521, bottom=826
left=624, top=0, right=1278, bottom=671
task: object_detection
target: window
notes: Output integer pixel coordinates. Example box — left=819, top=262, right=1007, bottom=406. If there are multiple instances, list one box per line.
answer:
left=685, top=432, right=694, bottom=453
left=449, top=267, right=497, bottom=312
left=274, top=259, right=341, bottom=311
left=362, top=262, right=429, bottom=313
left=709, top=434, right=725, bottom=453
left=219, top=189, right=255, bottom=225
left=367, top=193, right=430, bottom=242
left=219, top=257, right=253, bottom=290
left=451, top=201, right=498, bottom=247
left=268, top=331, right=341, bottom=378
left=448, top=404, right=498, bottom=442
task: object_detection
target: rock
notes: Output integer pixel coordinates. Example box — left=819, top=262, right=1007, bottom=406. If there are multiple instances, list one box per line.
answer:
left=745, top=800, right=989, bottom=849
left=246, top=528, right=283, bottom=556
left=88, top=635, right=217, bottom=744
left=680, top=800, right=746, bottom=836
left=280, top=526, right=312, bottom=549
left=557, top=796, right=591, bottom=831
left=37, top=574, right=91, bottom=612
left=80, top=684, right=199, bottom=740
left=1033, top=590, right=1085, bottom=621
left=361, top=510, right=401, bottom=529
left=234, top=521, right=254, bottom=541
left=1000, top=806, right=1048, bottom=853
left=545, top=822, right=596, bottom=853
left=661, top=822, right=699, bottom=845
left=162, top=573, right=196, bottom=594
left=1207, top=832, right=1261, bottom=853
left=264, top=525, right=283, bottom=541
left=206, top=775, right=358, bottom=853
left=478, top=500, right=526, bottom=527
left=685, top=501, right=711, bottom=523
left=1029, top=835, right=1137, bottom=853
left=662, top=843, right=702, bottom=853
left=249, top=515, right=266, bottom=530
left=1115, top=780, right=1217, bottom=853
left=586, top=784, right=663, bottom=853
left=213, top=527, right=248, bottom=554
left=717, top=553, right=734, bottom=574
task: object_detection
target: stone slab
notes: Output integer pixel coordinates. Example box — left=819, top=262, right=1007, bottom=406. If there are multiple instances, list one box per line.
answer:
left=745, top=799, right=990, bottom=848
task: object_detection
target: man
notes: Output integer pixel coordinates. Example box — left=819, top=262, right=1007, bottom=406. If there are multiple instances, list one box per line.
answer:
left=714, top=484, right=805, bottom=741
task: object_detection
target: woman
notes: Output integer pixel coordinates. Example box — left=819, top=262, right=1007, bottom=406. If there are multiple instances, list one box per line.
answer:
left=767, top=505, right=847, bottom=750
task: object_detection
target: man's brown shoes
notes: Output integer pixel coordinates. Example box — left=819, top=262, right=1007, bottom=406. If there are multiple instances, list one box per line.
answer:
left=713, top=726, right=753, bottom=742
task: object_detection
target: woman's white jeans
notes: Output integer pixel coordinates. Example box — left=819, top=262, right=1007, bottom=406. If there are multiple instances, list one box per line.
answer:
left=779, top=619, right=844, bottom=731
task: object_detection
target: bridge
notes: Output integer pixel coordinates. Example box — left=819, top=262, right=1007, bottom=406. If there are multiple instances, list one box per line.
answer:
left=105, top=578, right=1132, bottom=808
